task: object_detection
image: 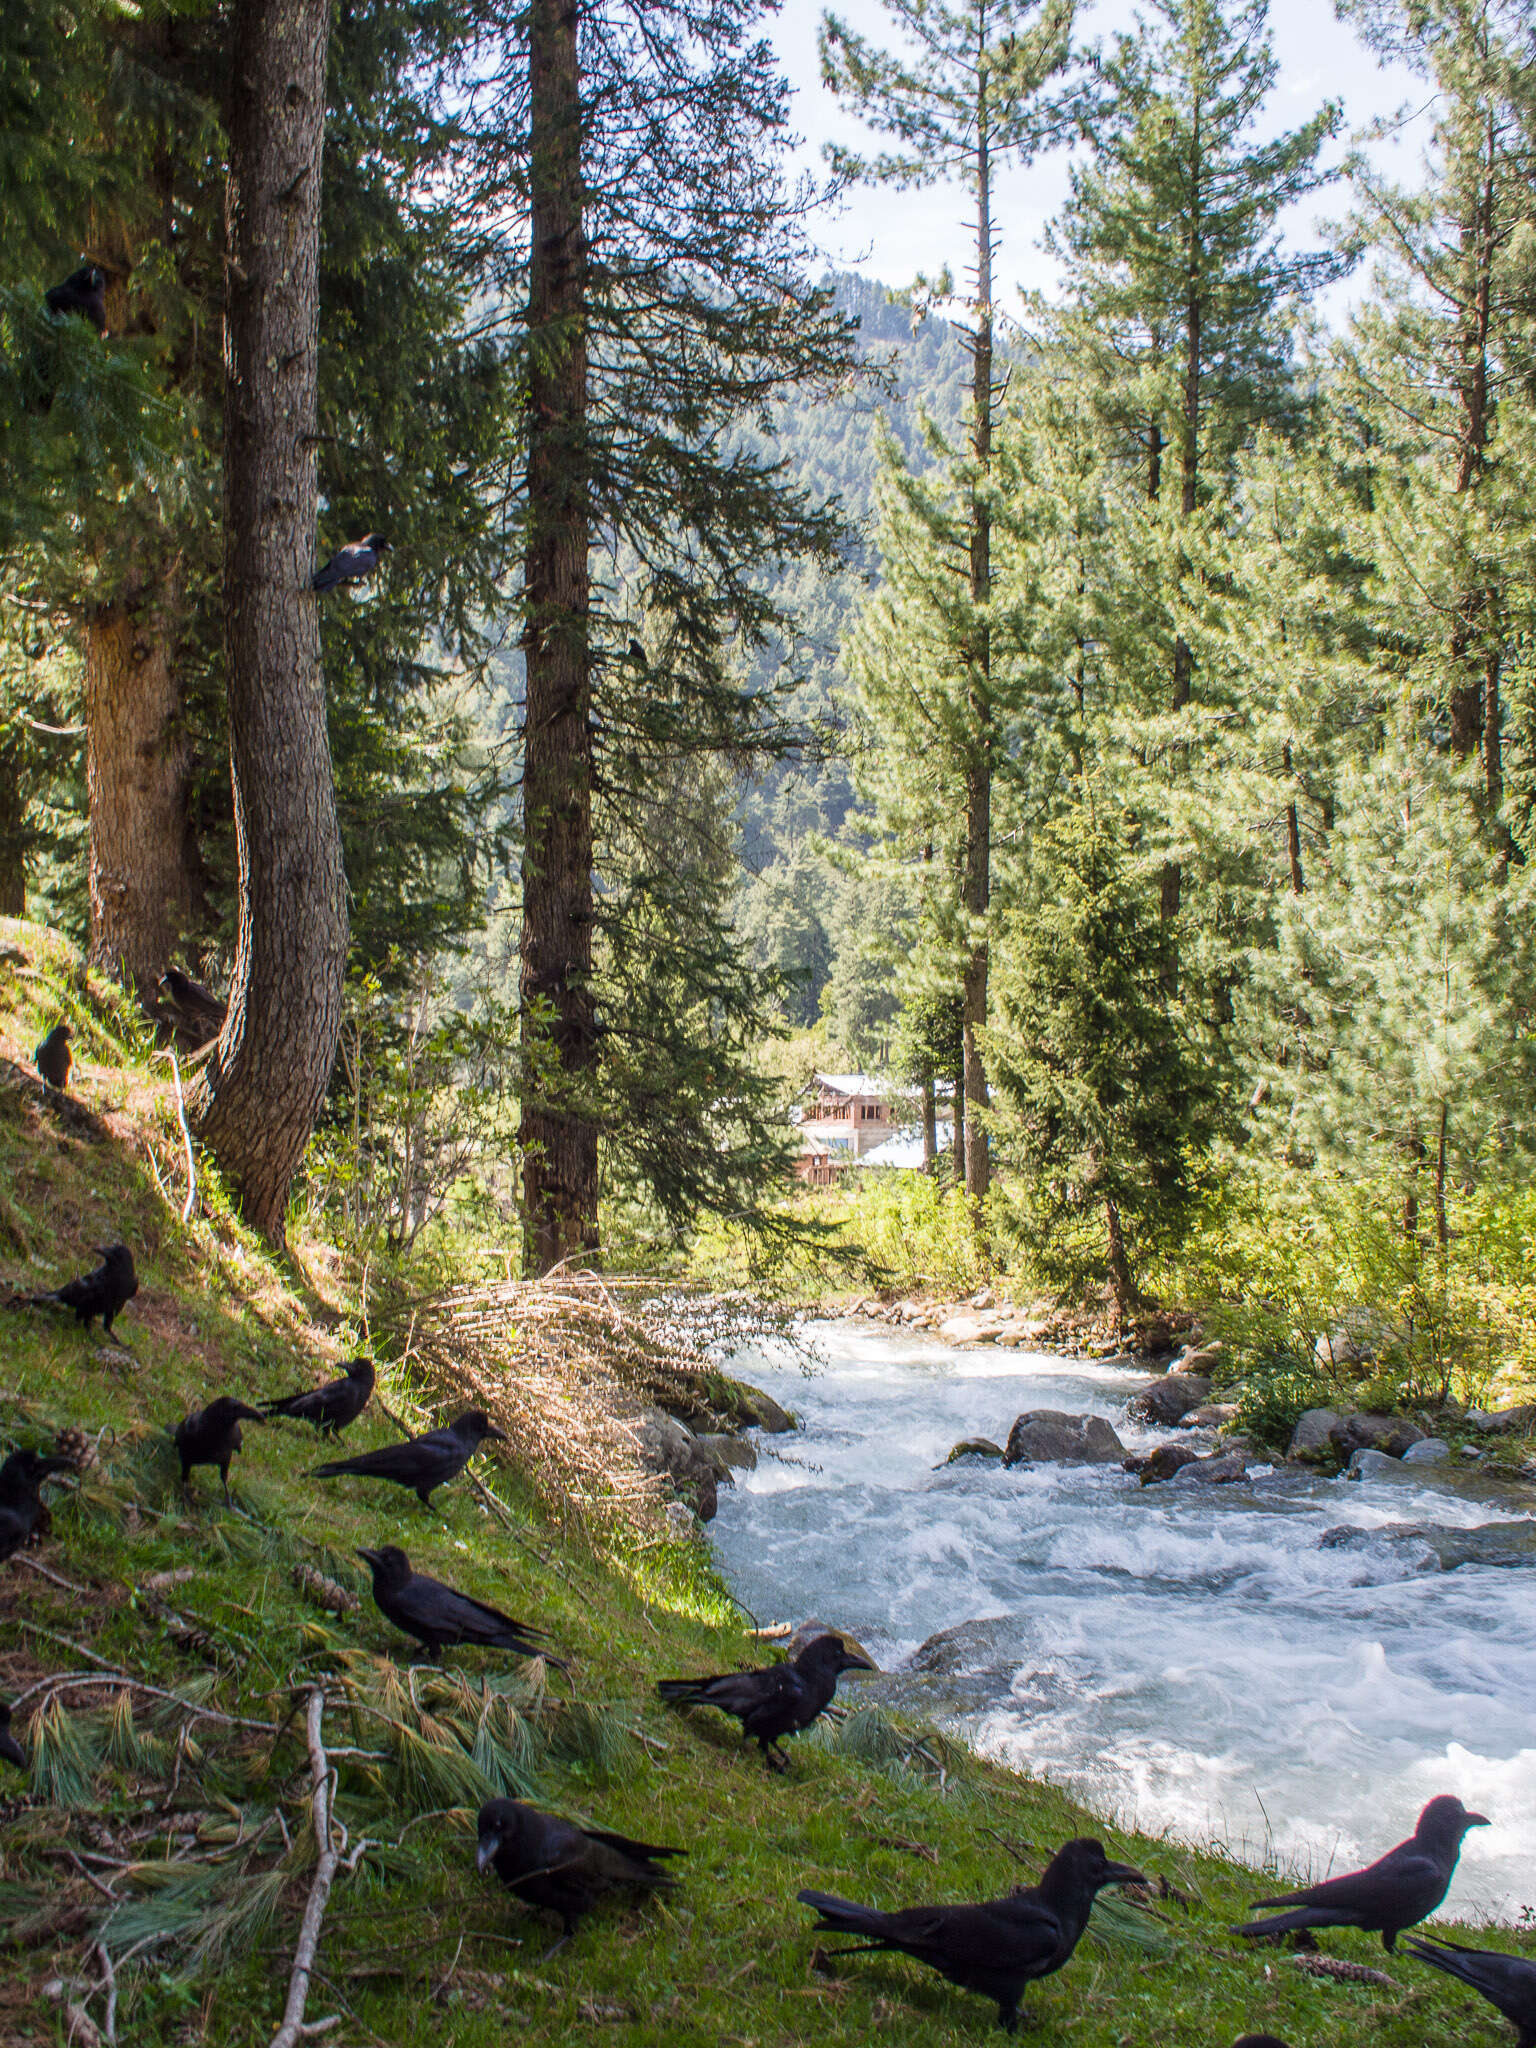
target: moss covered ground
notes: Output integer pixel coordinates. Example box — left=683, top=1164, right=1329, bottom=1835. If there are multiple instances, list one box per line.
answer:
left=0, top=918, right=1527, bottom=2048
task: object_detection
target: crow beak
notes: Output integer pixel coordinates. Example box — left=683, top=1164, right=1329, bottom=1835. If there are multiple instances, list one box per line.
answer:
left=475, top=1835, right=499, bottom=1874
left=356, top=1548, right=381, bottom=1569
left=1466, top=1813, right=1491, bottom=1828
left=1103, top=1861, right=1149, bottom=1886
left=844, top=1651, right=876, bottom=1672
left=484, top=1425, right=508, bottom=1443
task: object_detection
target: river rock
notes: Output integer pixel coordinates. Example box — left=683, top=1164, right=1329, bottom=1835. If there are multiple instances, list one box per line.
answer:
left=693, top=1431, right=758, bottom=1473
left=783, top=1619, right=880, bottom=1668
left=1401, top=1437, right=1450, bottom=1466
left=632, top=1406, right=719, bottom=1521
left=1331, top=1412, right=1427, bottom=1459
left=1468, top=1403, right=1536, bottom=1436
left=1167, top=1450, right=1250, bottom=1487
left=1288, top=1408, right=1343, bottom=1459
left=1171, top=1342, right=1223, bottom=1376
left=947, top=1438, right=1005, bottom=1464
left=905, top=1616, right=1018, bottom=1676
left=1137, top=1442, right=1202, bottom=1486
left=1321, top=1520, right=1536, bottom=1572
left=1345, top=1447, right=1402, bottom=1482
left=1003, top=1411, right=1126, bottom=1467
left=940, top=1312, right=1007, bottom=1344
left=1178, top=1402, right=1240, bottom=1430
left=730, top=1381, right=796, bottom=1433
left=1128, top=1373, right=1212, bottom=1425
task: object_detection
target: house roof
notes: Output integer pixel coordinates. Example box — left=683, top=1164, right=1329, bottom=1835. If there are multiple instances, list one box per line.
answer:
left=813, top=1072, right=892, bottom=1098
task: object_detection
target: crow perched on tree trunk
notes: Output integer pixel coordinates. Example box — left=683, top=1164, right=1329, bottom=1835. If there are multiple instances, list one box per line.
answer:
left=475, top=1797, right=684, bottom=1952
left=657, top=1632, right=874, bottom=1771
left=173, top=1397, right=265, bottom=1504
left=799, top=1837, right=1147, bottom=2033
left=16, top=1244, right=138, bottom=1338
left=45, top=265, right=107, bottom=334
left=34, top=1022, right=72, bottom=1092
left=1235, top=1795, right=1489, bottom=1952
left=311, top=533, right=389, bottom=592
left=0, top=1449, right=74, bottom=1562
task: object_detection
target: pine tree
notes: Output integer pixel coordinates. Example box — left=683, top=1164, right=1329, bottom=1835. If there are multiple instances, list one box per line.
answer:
left=821, top=0, right=1075, bottom=1204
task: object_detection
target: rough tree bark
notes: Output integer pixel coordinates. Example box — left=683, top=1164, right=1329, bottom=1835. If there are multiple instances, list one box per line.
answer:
left=959, top=30, right=994, bottom=1208
left=84, top=580, right=194, bottom=992
left=519, top=0, right=597, bottom=1275
left=1160, top=101, right=1202, bottom=941
left=190, top=0, right=345, bottom=1244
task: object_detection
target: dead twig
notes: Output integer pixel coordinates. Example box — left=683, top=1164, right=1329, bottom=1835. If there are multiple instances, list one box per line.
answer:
left=267, top=1688, right=341, bottom=2048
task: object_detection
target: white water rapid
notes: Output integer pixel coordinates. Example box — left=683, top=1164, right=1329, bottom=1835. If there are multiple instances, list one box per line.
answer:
left=711, top=1320, right=1536, bottom=1922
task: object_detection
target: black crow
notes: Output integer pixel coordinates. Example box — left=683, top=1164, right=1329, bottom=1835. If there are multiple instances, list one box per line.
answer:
left=799, top=1836, right=1147, bottom=2033
left=157, top=968, right=226, bottom=1045
left=476, top=1797, right=683, bottom=1951
left=1232, top=2038, right=1293, bottom=2048
left=312, top=1408, right=505, bottom=1507
left=0, top=1449, right=74, bottom=1563
left=262, top=1356, right=374, bottom=1436
left=1406, top=1935, right=1536, bottom=2048
left=173, top=1397, right=265, bottom=1504
left=1236, top=1795, right=1489, bottom=1952
left=311, top=533, right=389, bottom=593
left=21, top=1243, right=138, bottom=1338
left=657, top=1632, right=874, bottom=1772
left=0, top=1701, right=26, bottom=1770
left=34, top=1022, right=72, bottom=1092
left=45, top=265, right=107, bottom=335
left=356, top=1545, right=562, bottom=1666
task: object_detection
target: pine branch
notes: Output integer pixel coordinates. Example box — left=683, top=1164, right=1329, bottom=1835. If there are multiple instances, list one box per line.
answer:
left=267, top=1688, right=342, bottom=2048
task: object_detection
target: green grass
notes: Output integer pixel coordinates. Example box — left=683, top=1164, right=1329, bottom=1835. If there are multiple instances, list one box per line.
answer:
left=0, top=915, right=1528, bottom=2048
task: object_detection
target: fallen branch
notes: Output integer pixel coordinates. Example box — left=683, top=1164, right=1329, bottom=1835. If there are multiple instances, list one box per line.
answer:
left=267, top=1688, right=341, bottom=2048
left=152, top=1047, right=197, bottom=1222
left=11, top=1660, right=278, bottom=1733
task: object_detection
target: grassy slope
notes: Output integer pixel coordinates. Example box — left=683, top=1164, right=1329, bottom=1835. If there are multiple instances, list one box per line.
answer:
left=0, top=917, right=1523, bottom=2048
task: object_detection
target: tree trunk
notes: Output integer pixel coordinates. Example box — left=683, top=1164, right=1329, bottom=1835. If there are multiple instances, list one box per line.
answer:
left=83, top=584, right=194, bottom=992
left=191, top=0, right=344, bottom=1245
left=0, top=744, right=25, bottom=914
left=951, top=1056, right=965, bottom=1184
left=1105, top=1195, right=1134, bottom=1329
left=960, top=42, right=993, bottom=1207
left=920, top=1067, right=936, bottom=1174
left=1283, top=742, right=1304, bottom=894
left=519, top=0, right=597, bottom=1276
left=1161, top=108, right=1203, bottom=945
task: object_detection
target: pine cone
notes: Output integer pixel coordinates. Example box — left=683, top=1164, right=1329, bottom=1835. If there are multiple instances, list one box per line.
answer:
left=1292, top=1955, right=1394, bottom=1987
left=53, top=1425, right=97, bottom=1474
left=292, top=1562, right=358, bottom=1616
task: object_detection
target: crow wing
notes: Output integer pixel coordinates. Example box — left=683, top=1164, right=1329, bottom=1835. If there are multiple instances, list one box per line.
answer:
left=396, top=1574, right=548, bottom=1646
left=1251, top=1847, right=1447, bottom=1922
left=1406, top=1937, right=1536, bottom=2032
left=801, top=1890, right=1063, bottom=1974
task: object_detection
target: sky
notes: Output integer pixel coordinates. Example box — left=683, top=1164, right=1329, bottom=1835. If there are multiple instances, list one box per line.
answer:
left=767, top=0, right=1438, bottom=321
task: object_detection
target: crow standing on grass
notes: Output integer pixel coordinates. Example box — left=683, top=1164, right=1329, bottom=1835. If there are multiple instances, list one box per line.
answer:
left=312, top=1407, right=505, bottom=1507
left=356, top=1545, right=563, bottom=1667
left=34, top=1022, right=72, bottom=1092
left=657, top=1631, right=874, bottom=1772
left=0, top=1449, right=74, bottom=1563
left=173, top=1397, right=265, bottom=1505
left=1232, top=2037, right=1294, bottom=2047
left=475, top=1797, right=684, bottom=1952
left=1406, top=1936, right=1536, bottom=2048
left=798, top=1836, right=1147, bottom=2034
left=16, top=1243, right=138, bottom=1338
left=262, top=1356, right=374, bottom=1436
left=1235, top=1794, right=1489, bottom=1952
left=45, top=265, right=107, bottom=334
left=311, top=532, right=389, bottom=593
left=0, top=1702, right=27, bottom=1770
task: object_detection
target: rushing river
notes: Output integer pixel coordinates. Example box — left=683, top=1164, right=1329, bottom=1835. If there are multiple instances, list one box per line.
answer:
left=711, top=1320, right=1536, bottom=1923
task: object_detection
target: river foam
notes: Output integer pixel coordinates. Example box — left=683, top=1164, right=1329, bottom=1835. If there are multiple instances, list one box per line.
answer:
left=709, top=1320, right=1536, bottom=1920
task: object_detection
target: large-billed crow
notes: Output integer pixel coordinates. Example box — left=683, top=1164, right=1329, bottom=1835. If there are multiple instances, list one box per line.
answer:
left=799, top=1836, right=1147, bottom=2033
left=34, top=1022, right=72, bottom=1092
left=312, top=533, right=389, bottom=593
left=1406, top=1935, right=1536, bottom=2047
left=0, top=1449, right=74, bottom=1562
left=173, top=1397, right=265, bottom=1504
left=262, top=1356, right=374, bottom=1436
left=476, top=1797, right=683, bottom=1952
left=657, top=1632, right=873, bottom=1772
left=19, top=1243, right=138, bottom=1338
left=0, top=1701, right=26, bottom=1770
left=356, top=1545, right=562, bottom=1666
left=312, top=1408, right=505, bottom=1507
left=1235, top=1795, right=1489, bottom=1952
left=45, top=265, right=107, bottom=335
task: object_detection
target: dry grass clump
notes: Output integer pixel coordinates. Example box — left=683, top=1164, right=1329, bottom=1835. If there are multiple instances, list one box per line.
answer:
left=394, top=1274, right=801, bottom=1539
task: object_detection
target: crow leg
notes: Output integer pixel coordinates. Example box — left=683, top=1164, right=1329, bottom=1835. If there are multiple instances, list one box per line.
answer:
left=762, top=1742, right=789, bottom=1774
left=537, top=1920, right=576, bottom=1963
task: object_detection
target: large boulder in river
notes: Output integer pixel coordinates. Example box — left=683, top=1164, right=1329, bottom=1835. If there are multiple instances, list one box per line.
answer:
left=946, top=1438, right=1005, bottom=1464
left=1137, top=1442, right=1202, bottom=1486
left=1331, top=1412, right=1426, bottom=1460
left=1003, top=1410, right=1125, bottom=1467
left=1287, top=1408, right=1343, bottom=1460
left=1128, top=1373, right=1212, bottom=1426
left=632, top=1406, right=719, bottom=1521
left=729, top=1381, right=796, bottom=1434
left=939, top=1312, right=1005, bottom=1344
left=1167, top=1449, right=1250, bottom=1487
